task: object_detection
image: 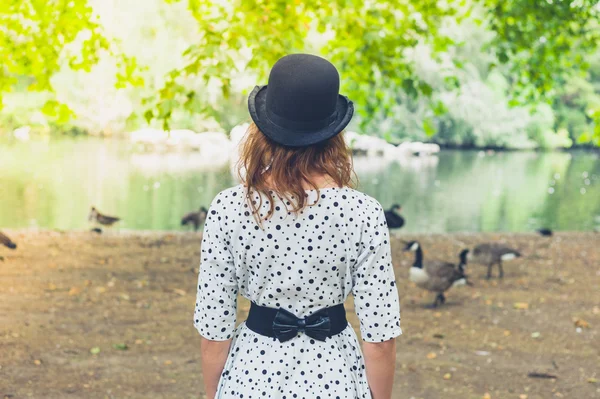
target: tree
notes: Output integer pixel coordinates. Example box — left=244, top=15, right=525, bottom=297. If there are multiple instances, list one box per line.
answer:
left=1, top=0, right=599, bottom=139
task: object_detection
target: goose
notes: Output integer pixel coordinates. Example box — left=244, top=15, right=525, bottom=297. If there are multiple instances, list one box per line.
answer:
left=403, top=241, right=469, bottom=308
left=384, top=204, right=405, bottom=229
left=452, top=249, right=472, bottom=287
left=537, top=228, right=553, bottom=237
left=0, top=231, right=17, bottom=249
left=88, top=207, right=121, bottom=226
left=181, top=206, right=208, bottom=231
left=466, top=243, right=521, bottom=279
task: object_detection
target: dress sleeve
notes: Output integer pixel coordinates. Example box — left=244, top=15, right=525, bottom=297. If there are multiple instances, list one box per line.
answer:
left=193, top=194, right=238, bottom=340
left=352, top=205, right=402, bottom=342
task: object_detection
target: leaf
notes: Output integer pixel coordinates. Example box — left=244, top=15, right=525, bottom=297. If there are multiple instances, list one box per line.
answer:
left=112, top=343, right=128, bottom=350
left=423, top=118, right=436, bottom=136
left=573, top=318, right=590, bottom=328
left=513, top=302, right=529, bottom=310
left=426, top=352, right=437, bottom=359
left=90, top=347, right=101, bottom=355
left=144, top=110, right=154, bottom=124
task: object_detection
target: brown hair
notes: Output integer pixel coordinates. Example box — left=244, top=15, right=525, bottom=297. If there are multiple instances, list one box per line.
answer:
left=237, top=123, right=355, bottom=221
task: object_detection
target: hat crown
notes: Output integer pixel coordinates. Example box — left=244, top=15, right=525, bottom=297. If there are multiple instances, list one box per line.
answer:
left=266, top=54, right=340, bottom=123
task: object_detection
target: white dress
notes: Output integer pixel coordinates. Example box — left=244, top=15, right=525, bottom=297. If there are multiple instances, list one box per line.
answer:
left=194, top=184, right=402, bottom=399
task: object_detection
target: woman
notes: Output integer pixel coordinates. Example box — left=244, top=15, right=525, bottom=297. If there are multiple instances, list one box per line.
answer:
left=194, top=54, right=401, bottom=399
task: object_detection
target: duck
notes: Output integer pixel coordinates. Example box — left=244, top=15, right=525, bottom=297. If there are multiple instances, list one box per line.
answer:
left=181, top=206, right=208, bottom=231
left=0, top=231, right=17, bottom=249
left=465, top=243, right=521, bottom=279
left=88, top=207, right=121, bottom=226
left=384, top=204, right=405, bottom=229
left=537, top=228, right=553, bottom=237
left=403, top=241, right=470, bottom=308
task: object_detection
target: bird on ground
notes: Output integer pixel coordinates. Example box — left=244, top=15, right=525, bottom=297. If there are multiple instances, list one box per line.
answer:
left=452, top=249, right=473, bottom=287
left=384, top=204, right=405, bottom=229
left=88, top=207, right=121, bottom=226
left=181, top=206, right=208, bottom=231
left=0, top=231, right=17, bottom=249
left=403, top=241, right=470, bottom=308
left=537, top=228, right=553, bottom=237
left=466, top=243, right=521, bottom=279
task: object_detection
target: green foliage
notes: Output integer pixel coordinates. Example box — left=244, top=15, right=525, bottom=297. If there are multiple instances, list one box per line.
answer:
left=1, top=0, right=599, bottom=147
left=148, top=0, right=599, bottom=135
left=0, top=0, right=108, bottom=111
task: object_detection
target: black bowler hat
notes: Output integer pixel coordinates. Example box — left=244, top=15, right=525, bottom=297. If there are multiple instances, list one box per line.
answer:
left=248, top=54, right=354, bottom=147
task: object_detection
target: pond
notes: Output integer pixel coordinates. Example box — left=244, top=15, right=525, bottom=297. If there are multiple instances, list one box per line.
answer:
left=0, top=138, right=599, bottom=233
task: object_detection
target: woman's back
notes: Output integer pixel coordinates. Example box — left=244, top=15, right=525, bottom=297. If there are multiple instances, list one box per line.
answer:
left=194, top=184, right=400, bottom=398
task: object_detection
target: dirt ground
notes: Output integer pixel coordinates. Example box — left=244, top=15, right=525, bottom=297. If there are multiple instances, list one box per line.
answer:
left=0, top=230, right=598, bottom=399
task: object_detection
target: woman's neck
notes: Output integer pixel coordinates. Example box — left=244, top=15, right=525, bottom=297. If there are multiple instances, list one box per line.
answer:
left=264, top=174, right=341, bottom=191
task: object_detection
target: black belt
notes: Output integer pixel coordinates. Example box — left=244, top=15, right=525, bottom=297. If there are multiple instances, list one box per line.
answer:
left=246, top=302, right=348, bottom=343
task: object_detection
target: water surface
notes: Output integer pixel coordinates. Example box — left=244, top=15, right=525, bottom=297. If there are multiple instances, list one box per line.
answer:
left=1, top=138, right=598, bottom=233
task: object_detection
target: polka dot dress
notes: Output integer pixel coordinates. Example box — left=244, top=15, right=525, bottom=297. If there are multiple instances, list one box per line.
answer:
left=194, top=184, right=402, bottom=398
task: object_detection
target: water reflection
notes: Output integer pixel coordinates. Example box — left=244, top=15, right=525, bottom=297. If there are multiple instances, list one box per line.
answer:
left=0, top=138, right=598, bottom=232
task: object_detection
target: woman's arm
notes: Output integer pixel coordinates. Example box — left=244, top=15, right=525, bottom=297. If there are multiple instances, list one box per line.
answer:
left=200, top=337, right=232, bottom=399
left=363, top=339, right=397, bottom=399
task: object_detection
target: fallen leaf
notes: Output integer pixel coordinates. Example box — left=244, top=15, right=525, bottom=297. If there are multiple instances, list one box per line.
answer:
left=33, top=359, right=42, bottom=366
left=531, top=332, right=541, bottom=339
left=90, top=347, right=100, bottom=355
left=588, top=377, right=598, bottom=383
left=164, top=360, right=172, bottom=365
left=475, top=351, right=490, bottom=356
left=433, top=333, right=445, bottom=339
left=135, top=339, right=143, bottom=345
left=519, top=395, right=528, bottom=399
left=483, top=393, right=491, bottom=399
left=68, top=287, right=81, bottom=296
left=503, top=330, right=512, bottom=337
left=443, top=373, right=451, bottom=380
left=48, top=283, right=57, bottom=291
left=513, top=302, right=529, bottom=310
left=113, top=343, right=128, bottom=351
left=95, top=287, right=106, bottom=294
left=173, top=289, right=186, bottom=296
left=426, top=352, right=437, bottom=359
left=573, top=318, right=590, bottom=328
left=433, top=312, right=442, bottom=318
left=84, top=280, right=92, bottom=287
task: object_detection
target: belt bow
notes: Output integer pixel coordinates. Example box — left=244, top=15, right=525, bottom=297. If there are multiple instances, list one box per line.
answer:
left=272, top=308, right=331, bottom=342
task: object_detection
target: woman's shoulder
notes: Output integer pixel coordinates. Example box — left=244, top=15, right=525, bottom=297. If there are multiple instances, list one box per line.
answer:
left=341, top=187, right=384, bottom=213
left=207, top=184, right=245, bottom=211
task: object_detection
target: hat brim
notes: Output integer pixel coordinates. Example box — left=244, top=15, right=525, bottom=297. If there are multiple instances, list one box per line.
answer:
left=248, top=85, right=354, bottom=147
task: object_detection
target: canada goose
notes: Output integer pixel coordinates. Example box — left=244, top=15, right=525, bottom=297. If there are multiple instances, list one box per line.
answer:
left=403, top=241, right=469, bottom=308
left=466, top=243, right=521, bottom=279
left=384, top=204, right=405, bottom=229
left=88, top=207, right=121, bottom=226
left=537, top=228, right=553, bottom=237
left=181, top=206, right=208, bottom=231
left=0, top=231, right=17, bottom=249
left=452, top=249, right=473, bottom=287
